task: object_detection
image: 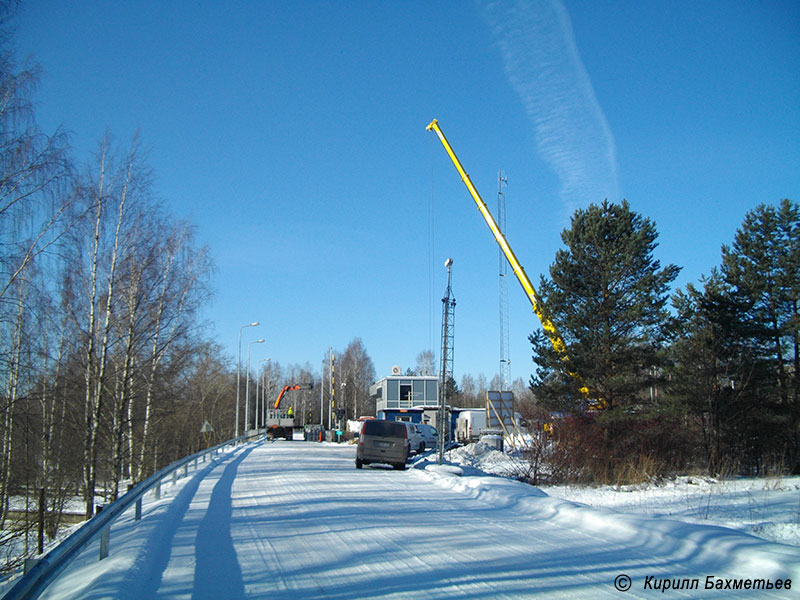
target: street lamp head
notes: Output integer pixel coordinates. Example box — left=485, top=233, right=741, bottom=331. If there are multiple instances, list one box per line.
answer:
left=251, top=321, right=260, bottom=327
left=255, top=338, right=265, bottom=343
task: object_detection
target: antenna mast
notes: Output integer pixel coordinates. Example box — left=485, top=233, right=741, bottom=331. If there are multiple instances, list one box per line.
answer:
left=438, top=258, right=455, bottom=464
left=497, top=171, right=510, bottom=390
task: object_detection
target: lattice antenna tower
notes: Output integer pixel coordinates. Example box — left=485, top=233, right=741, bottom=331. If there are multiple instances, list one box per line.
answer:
left=497, top=170, right=510, bottom=390
left=438, top=258, right=455, bottom=464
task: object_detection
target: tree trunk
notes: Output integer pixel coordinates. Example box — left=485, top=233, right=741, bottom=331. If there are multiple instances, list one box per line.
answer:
left=81, top=142, right=105, bottom=519
left=0, top=277, right=27, bottom=526
left=91, top=137, right=134, bottom=506
left=83, top=136, right=135, bottom=516
left=111, top=283, right=138, bottom=498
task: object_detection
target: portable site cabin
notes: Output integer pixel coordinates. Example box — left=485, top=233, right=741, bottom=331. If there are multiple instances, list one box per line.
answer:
left=369, top=371, right=457, bottom=438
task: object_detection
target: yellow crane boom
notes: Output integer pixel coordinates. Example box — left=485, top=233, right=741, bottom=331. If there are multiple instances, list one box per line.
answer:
left=426, top=118, right=589, bottom=397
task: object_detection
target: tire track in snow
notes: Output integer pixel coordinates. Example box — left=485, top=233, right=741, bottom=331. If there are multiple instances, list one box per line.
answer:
left=232, top=442, right=301, bottom=597
left=242, top=447, right=547, bottom=598
left=116, top=448, right=243, bottom=600
left=191, top=445, right=254, bottom=599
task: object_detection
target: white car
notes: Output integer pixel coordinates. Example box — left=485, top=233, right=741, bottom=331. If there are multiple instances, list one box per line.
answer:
left=405, top=423, right=438, bottom=454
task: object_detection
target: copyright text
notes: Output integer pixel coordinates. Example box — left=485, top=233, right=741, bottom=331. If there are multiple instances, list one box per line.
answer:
left=614, top=574, right=793, bottom=593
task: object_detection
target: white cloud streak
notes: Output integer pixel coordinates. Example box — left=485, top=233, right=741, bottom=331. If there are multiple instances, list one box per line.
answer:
left=480, top=0, right=619, bottom=214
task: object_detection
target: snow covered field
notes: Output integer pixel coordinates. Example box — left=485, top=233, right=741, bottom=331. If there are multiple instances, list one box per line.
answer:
left=3, top=440, right=799, bottom=599
left=445, top=442, right=800, bottom=548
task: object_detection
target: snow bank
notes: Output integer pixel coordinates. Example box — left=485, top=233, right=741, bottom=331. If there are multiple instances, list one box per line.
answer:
left=440, top=442, right=800, bottom=548
left=419, top=460, right=800, bottom=583
left=544, top=476, right=800, bottom=547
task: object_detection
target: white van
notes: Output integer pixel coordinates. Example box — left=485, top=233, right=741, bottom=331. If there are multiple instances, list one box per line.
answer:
left=456, top=409, right=487, bottom=443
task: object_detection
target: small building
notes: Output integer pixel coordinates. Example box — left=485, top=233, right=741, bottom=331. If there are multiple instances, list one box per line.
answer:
left=369, top=371, right=456, bottom=438
left=370, top=373, right=439, bottom=416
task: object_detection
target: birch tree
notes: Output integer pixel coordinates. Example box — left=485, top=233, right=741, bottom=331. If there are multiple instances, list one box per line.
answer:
left=78, top=134, right=142, bottom=516
left=0, top=11, right=72, bottom=524
left=134, top=221, right=211, bottom=480
left=108, top=202, right=153, bottom=499
left=338, top=339, right=375, bottom=420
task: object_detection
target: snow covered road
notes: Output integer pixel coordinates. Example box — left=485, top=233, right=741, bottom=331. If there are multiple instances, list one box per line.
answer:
left=37, top=441, right=800, bottom=599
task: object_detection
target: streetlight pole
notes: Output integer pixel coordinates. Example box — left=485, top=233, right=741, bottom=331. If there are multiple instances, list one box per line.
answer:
left=264, top=359, right=272, bottom=426
left=237, top=321, right=259, bottom=438
left=258, top=358, right=270, bottom=430
left=245, top=338, right=265, bottom=433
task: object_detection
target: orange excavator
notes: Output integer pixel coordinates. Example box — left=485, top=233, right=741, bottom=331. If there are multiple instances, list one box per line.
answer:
left=265, top=383, right=312, bottom=439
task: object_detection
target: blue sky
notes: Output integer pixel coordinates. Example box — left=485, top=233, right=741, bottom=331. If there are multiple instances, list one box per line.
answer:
left=14, top=1, right=800, bottom=385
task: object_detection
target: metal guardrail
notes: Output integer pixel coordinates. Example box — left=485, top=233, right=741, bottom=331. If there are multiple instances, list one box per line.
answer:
left=2, top=433, right=258, bottom=600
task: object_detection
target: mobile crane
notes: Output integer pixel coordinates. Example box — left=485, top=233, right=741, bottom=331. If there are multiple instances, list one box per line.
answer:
left=426, top=119, right=591, bottom=401
left=265, top=383, right=313, bottom=439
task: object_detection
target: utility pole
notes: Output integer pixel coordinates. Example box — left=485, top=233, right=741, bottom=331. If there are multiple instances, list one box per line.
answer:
left=321, top=358, right=325, bottom=430
left=245, top=338, right=264, bottom=432
left=255, top=371, right=260, bottom=430
left=329, top=349, right=336, bottom=438
left=438, top=258, right=455, bottom=465
left=236, top=321, right=259, bottom=438
left=258, top=358, right=269, bottom=430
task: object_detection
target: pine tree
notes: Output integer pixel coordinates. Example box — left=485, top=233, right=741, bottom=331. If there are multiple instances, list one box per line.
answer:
left=668, top=272, right=772, bottom=473
left=720, top=199, right=800, bottom=471
left=530, top=200, right=680, bottom=412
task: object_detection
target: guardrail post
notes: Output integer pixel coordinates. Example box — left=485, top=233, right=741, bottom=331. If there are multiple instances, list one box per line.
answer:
left=154, top=480, right=161, bottom=500
left=172, top=470, right=177, bottom=485
left=99, top=527, right=109, bottom=560
left=23, top=558, right=40, bottom=574
left=183, top=464, right=188, bottom=477
left=127, top=483, right=142, bottom=520
left=95, top=506, right=109, bottom=560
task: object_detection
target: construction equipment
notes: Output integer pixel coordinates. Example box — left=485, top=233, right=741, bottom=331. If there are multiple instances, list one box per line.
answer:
left=273, top=383, right=312, bottom=409
left=426, top=119, right=590, bottom=400
left=265, top=383, right=313, bottom=439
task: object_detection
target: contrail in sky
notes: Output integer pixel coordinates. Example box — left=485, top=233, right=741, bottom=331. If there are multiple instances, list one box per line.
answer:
left=479, top=0, right=619, bottom=215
